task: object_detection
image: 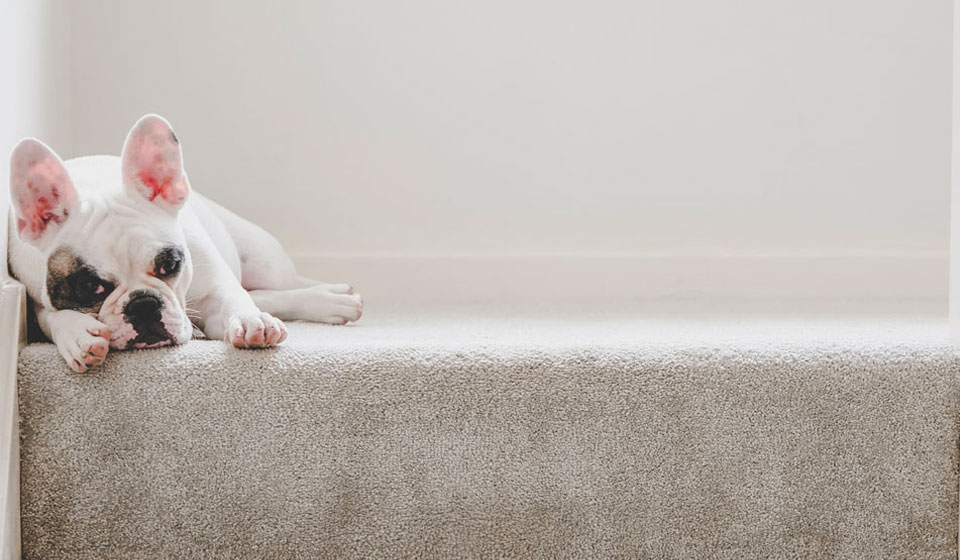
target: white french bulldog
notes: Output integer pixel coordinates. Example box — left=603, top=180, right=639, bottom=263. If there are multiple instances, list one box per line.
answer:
left=7, top=114, right=362, bottom=373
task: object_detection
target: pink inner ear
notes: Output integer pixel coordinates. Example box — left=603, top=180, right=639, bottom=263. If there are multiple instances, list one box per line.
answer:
left=127, top=123, right=188, bottom=207
left=15, top=159, right=73, bottom=242
left=18, top=191, right=68, bottom=241
left=137, top=170, right=188, bottom=206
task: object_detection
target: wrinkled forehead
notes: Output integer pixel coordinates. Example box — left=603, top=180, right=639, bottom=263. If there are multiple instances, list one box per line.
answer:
left=57, top=200, right=186, bottom=275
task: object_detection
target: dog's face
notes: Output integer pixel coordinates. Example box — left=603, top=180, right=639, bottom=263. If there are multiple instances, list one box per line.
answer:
left=42, top=203, right=195, bottom=350
left=10, top=115, right=195, bottom=349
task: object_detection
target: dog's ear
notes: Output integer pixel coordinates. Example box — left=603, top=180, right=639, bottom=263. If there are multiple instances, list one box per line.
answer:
left=121, top=114, right=190, bottom=213
left=10, top=139, right=79, bottom=248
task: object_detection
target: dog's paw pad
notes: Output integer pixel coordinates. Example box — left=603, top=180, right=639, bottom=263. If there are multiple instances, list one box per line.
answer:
left=344, top=294, right=363, bottom=322
left=320, top=293, right=362, bottom=325
left=225, top=312, right=286, bottom=348
left=56, top=319, right=111, bottom=373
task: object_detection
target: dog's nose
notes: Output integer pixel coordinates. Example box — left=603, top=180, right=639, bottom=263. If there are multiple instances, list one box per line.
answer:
left=124, top=293, right=162, bottom=321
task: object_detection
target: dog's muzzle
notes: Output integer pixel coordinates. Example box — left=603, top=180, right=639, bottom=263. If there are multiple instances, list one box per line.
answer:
left=123, top=290, right=172, bottom=348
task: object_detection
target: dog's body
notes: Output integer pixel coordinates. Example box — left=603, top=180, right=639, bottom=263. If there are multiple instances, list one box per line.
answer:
left=8, top=115, right=362, bottom=372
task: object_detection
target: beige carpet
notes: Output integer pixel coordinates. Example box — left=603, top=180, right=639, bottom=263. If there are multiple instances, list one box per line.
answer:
left=16, top=305, right=960, bottom=559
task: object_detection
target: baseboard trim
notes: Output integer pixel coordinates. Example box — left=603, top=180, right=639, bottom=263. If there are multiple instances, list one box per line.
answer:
left=289, top=252, right=948, bottom=304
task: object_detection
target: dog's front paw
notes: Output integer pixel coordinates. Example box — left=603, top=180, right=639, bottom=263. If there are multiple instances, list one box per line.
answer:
left=225, top=312, right=287, bottom=348
left=52, top=315, right=112, bottom=373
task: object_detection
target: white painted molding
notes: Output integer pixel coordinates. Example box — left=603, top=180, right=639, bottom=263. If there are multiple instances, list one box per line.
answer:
left=950, top=0, right=960, bottom=552
left=0, top=280, right=24, bottom=560
left=291, top=251, right=947, bottom=305
left=952, top=0, right=960, bottom=345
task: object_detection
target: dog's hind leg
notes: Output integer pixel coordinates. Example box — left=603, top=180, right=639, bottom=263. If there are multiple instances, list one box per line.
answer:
left=193, top=194, right=338, bottom=289
left=249, top=287, right=363, bottom=324
left=194, top=194, right=362, bottom=324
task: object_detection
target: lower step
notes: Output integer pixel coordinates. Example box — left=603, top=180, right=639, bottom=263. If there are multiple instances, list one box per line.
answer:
left=16, top=311, right=960, bottom=559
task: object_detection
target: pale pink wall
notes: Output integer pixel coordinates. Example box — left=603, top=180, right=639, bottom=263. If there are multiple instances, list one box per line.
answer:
left=3, top=1, right=952, bottom=301
left=61, top=0, right=952, bottom=262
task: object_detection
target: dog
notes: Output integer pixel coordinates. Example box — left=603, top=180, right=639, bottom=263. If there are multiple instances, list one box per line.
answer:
left=7, top=114, right=363, bottom=373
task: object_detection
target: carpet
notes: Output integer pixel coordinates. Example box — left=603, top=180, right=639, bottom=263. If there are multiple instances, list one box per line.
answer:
left=16, top=304, right=960, bottom=558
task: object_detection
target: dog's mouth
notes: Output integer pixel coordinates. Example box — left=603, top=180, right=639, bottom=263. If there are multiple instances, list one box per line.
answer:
left=108, top=300, right=192, bottom=350
left=127, top=322, right=173, bottom=350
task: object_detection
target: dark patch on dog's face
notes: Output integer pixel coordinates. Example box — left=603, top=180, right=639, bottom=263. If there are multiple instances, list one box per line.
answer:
left=169, top=130, right=179, bottom=144
left=154, top=245, right=185, bottom=279
left=46, top=246, right=116, bottom=313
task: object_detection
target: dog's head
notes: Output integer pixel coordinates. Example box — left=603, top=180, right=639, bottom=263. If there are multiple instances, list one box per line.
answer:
left=10, top=115, right=195, bottom=349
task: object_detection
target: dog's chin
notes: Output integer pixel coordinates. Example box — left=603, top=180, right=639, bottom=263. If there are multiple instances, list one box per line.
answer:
left=131, top=338, right=174, bottom=350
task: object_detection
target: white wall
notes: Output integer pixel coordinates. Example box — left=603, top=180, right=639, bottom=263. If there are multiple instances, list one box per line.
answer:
left=0, top=0, right=72, bottom=283
left=30, top=1, right=960, bottom=300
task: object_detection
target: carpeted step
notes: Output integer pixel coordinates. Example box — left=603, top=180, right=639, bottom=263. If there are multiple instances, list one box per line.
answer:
left=16, top=310, right=960, bottom=559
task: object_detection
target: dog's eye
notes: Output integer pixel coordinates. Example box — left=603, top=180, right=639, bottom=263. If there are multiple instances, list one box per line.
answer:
left=157, top=259, right=179, bottom=278
left=155, top=247, right=184, bottom=279
left=73, top=271, right=112, bottom=302
left=80, top=279, right=100, bottom=294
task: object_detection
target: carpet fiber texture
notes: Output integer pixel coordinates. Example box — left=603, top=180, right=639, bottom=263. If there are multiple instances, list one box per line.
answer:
left=16, top=308, right=960, bottom=559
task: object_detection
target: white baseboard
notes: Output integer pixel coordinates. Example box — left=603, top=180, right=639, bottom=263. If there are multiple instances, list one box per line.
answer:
left=289, top=251, right=948, bottom=305
left=0, top=281, right=24, bottom=560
